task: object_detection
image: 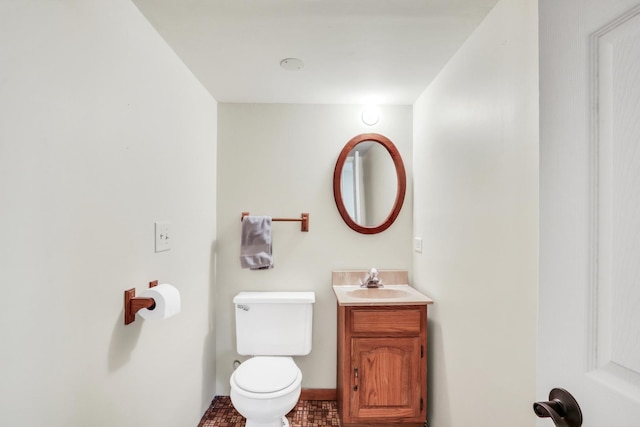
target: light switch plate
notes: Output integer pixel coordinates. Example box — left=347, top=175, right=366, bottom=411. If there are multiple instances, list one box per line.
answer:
left=155, top=221, right=171, bottom=252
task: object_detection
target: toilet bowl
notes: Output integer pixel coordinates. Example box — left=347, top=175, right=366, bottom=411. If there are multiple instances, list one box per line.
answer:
left=230, top=357, right=302, bottom=427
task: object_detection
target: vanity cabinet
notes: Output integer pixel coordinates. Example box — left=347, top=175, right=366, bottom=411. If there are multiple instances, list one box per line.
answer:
left=337, top=304, right=427, bottom=426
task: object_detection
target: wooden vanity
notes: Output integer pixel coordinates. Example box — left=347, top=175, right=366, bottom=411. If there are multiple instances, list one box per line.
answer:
left=332, top=271, right=433, bottom=426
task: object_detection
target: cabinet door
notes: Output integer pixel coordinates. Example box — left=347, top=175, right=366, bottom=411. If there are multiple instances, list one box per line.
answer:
left=351, top=337, right=423, bottom=420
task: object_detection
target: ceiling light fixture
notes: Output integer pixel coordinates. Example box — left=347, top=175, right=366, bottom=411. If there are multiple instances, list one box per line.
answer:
left=280, top=58, right=304, bottom=71
left=361, top=105, right=380, bottom=126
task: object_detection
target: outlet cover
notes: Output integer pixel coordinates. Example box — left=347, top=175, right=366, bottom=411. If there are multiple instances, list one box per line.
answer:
left=413, top=237, right=423, bottom=253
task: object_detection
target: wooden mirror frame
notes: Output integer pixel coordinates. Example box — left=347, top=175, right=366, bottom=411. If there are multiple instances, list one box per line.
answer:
left=333, top=133, right=406, bottom=234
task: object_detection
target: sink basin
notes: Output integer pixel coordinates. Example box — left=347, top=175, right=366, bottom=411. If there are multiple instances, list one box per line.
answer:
left=347, top=288, right=411, bottom=299
left=332, top=271, right=433, bottom=306
left=332, top=284, right=433, bottom=306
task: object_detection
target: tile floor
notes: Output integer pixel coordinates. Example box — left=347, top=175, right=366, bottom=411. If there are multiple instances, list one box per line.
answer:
left=198, top=396, right=341, bottom=427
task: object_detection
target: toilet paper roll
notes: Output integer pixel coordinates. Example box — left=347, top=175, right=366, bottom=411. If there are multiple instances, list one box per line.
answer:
left=138, top=283, right=181, bottom=320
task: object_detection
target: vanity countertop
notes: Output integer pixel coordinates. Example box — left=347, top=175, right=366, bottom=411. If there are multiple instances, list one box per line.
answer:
left=332, top=284, right=434, bottom=306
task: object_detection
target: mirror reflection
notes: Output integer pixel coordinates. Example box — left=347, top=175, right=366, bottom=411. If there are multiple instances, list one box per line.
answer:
left=340, top=142, right=397, bottom=226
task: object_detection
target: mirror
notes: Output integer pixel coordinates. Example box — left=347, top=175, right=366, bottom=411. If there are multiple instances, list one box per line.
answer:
left=333, top=133, right=406, bottom=234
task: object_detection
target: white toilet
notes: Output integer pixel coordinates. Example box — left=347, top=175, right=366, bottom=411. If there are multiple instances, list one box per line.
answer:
left=230, top=291, right=315, bottom=427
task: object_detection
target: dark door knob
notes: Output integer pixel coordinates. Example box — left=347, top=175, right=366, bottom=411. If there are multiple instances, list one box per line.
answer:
left=533, top=388, right=583, bottom=427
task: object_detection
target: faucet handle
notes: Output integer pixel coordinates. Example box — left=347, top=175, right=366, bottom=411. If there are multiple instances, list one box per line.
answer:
left=364, top=268, right=382, bottom=287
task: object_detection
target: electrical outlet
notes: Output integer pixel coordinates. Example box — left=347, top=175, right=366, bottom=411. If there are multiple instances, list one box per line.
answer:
left=414, top=237, right=423, bottom=253
left=155, top=221, right=171, bottom=252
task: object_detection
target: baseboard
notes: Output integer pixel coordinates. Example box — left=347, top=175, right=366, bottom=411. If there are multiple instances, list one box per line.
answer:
left=300, top=388, right=337, bottom=401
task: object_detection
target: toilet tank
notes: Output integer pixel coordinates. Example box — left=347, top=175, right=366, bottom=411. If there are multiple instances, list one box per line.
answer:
left=233, top=291, right=315, bottom=356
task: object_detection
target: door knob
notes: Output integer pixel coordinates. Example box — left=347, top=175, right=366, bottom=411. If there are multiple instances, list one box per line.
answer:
left=533, top=388, right=582, bottom=427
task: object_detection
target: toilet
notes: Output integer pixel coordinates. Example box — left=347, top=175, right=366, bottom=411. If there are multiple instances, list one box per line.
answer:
left=230, top=291, right=315, bottom=427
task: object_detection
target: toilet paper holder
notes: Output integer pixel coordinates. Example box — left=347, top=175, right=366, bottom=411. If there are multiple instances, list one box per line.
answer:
left=124, top=280, right=158, bottom=325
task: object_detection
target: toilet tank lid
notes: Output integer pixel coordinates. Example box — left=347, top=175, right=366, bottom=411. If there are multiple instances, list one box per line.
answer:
left=233, top=291, right=315, bottom=304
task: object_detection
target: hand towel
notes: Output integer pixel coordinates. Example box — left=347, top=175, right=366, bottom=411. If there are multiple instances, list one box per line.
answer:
left=240, top=215, right=274, bottom=270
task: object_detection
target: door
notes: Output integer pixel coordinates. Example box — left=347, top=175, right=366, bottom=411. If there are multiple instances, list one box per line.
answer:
left=539, top=0, right=640, bottom=425
left=351, top=337, right=422, bottom=420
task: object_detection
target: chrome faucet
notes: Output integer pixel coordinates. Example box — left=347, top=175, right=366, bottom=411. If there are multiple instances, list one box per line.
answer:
left=362, top=268, right=383, bottom=288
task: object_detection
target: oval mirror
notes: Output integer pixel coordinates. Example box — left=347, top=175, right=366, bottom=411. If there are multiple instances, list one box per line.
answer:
left=333, top=133, right=406, bottom=234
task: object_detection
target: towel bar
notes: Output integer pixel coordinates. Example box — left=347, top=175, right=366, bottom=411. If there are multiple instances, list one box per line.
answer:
left=241, top=211, right=309, bottom=232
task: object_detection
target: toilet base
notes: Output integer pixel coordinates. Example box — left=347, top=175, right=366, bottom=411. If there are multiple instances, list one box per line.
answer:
left=245, top=416, right=289, bottom=427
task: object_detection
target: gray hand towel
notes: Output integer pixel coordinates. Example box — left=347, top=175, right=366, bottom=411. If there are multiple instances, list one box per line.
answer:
left=240, top=215, right=273, bottom=269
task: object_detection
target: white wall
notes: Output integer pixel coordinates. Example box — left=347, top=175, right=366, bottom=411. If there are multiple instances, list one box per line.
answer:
left=0, top=1, right=217, bottom=426
left=412, top=0, right=538, bottom=426
left=215, top=103, right=413, bottom=394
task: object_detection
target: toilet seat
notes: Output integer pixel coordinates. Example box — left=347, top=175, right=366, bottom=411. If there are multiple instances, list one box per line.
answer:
left=233, top=357, right=299, bottom=394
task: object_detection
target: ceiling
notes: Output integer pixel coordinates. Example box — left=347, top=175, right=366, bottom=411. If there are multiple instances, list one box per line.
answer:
left=132, top=0, right=498, bottom=105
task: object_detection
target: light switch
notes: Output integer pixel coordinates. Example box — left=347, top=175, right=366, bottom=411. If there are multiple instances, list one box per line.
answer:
left=155, top=221, right=171, bottom=252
